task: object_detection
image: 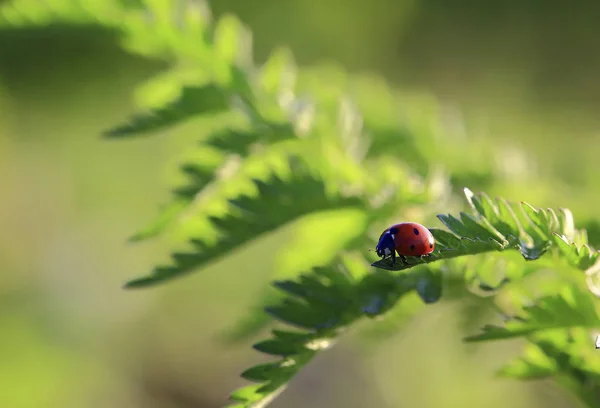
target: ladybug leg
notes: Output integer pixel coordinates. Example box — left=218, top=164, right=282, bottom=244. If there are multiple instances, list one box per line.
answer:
left=388, top=253, right=408, bottom=268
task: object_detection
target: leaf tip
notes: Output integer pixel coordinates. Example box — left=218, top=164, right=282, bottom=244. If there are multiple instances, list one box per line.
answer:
left=122, top=276, right=155, bottom=290
left=462, top=335, right=479, bottom=342
left=122, top=281, right=138, bottom=290
left=101, top=126, right=128, bottom=139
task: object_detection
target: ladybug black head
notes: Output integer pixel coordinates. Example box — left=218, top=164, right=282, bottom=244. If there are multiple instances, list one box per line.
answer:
left=375, top=230, right=396, bottom=258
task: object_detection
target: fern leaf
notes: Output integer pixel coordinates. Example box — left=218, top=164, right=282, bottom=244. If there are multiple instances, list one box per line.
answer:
left=553, top=232, right=599, bottom=270
left=497, top=329, right=600, bottom=407
left=109, top=6, right=300, bottom=138
left=465, top=284, right=600, bottom=342
left=124, top=160, right=364, bottom=288
left=128, top=121, right=300, bottom=241
left=104, top=84, right=231, bottom=137
left=0, top=0, right=261, bottom=139
left=203, top=124, right=296, bottom=155
left=228, top=262, right=429, bottom=407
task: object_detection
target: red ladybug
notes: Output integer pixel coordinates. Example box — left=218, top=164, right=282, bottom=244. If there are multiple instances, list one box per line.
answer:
left=375, top=222, right=435, bottom=266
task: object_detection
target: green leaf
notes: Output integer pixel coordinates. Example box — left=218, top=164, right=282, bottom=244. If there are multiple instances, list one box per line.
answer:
left=104, top=85, right=230, bottom=138
left=465, top=284, right=600, bottom=342
left=558, top=208, right=576, bottom=242
left=228, top=384, right=264, bottom=403
left=213, top=14, right=249, bottom=66
left=124, top=160, right=364, bottom=288
left=129, top=124, right=299, bottom=242
left=203, top=124, right=297, bottom=155
left=497, top=329, right=600, bottom=407
left=241, top=362, right=297, bottom=383
left=228, top=262, right=417, bottom=407
left=553, top=232, right=599, bottom=270
left=259, top=48, right=296, bottom=96
left=463, top=189, right=513, bottom=239
left=265, top=298, right=343, bottom=330
left=252, top=338, right=308, bottom=357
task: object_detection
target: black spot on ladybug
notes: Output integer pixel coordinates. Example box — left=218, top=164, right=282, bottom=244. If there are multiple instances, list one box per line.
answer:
left=429, top=243, right=433, bottom=249
left=390, top=227, right=398, bottom=234
left=413, top=228, right=419, bottom=235
left=410, top=244, right=415, bottom=251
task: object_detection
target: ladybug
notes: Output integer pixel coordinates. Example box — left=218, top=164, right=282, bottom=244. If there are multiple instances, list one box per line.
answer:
left=375, top=222, right=435, bottom=266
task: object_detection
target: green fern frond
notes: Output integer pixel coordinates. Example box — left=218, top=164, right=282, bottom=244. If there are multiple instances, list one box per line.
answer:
left=110, top=8, right=300, bottom=139
left=493, top=328, right=600, bottom=406
left=465, top=284, right=600, bottom=342
left=553, top=232, right=598, bottom=270
left=104, top=84, right=231, bottom=137
left=124, top=158, right=365, bottom=288
left=202, top=124, right=296, bottom=155
left=228, top=261, right=439, bottom=408
left=507, top=329, right=600, bottom=376
left=128, top=124, right=299, bottom=242
left=0, top=0, right=266, bottom=129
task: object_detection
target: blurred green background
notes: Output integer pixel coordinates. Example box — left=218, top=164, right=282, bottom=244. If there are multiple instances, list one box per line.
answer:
left=1, top=1, right=599, bottom=407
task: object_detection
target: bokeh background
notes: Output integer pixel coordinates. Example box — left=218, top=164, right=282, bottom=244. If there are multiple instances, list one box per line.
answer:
left=1, top=1, right=600, bottom=407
